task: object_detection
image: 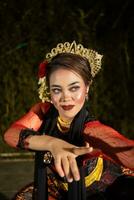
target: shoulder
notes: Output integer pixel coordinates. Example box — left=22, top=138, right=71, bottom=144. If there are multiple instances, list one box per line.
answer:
left=30, top=102, right=51, bottom=115
left=84, top=120, right=104, bottom=132
left=84, top=120, right=117, bottom=136
left=85, top=120, right=101, bottom=128
left=84, top=120, right=118, bottom=131
left=84, top=120, right=134, bottom=144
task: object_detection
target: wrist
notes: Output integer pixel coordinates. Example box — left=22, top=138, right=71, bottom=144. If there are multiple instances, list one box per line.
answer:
left=45, top=136, right=56, bottom=152
left=27, top=134, right=57, bottom=152
left=17, top=128, right=39, bottom=150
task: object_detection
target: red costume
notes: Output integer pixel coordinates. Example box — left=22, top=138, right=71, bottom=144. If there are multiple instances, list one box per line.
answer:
left=6, top=103, right=134, bottom=200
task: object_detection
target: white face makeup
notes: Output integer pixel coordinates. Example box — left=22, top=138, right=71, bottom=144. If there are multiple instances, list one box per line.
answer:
left=50, top=68, right=89, bottom=121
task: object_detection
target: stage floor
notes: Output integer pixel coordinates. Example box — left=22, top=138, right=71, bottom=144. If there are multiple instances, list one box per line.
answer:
left=0, top=159, right=34, bottom=200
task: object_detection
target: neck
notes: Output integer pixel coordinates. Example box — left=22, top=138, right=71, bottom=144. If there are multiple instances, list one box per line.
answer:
left=59, top=116, right=73, bottom=124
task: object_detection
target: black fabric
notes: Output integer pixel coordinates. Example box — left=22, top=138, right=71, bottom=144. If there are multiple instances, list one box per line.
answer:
left=13, top=175, right=134, bottom=199
left=68, top=163, right=86, bottom=200
left=34, top=103, right=95, bottom=200
left=41, top=103, right=95, bottom=146
left=105, top=175, right=134, bottom=200
left=33, top=152, right=48, bottom=200
left=17, top=128, right=37, bottom=149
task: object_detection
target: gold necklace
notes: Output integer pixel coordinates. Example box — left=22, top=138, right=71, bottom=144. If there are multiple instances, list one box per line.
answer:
left=57, top=116, right=72, bottom=133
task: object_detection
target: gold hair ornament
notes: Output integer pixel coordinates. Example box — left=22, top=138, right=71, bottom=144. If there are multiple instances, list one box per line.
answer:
left=38, top=41, right=103, bottom=102
left=38, top=77, right=50, bottom=103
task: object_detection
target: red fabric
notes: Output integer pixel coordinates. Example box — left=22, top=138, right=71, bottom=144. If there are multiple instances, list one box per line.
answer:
left=5, top=102, right=134, bottom=171
left=4, top=102, right=51, bottom=148
left=83, top=120, right=134, bottom=170
left=12, top=102, right=51, bottom=131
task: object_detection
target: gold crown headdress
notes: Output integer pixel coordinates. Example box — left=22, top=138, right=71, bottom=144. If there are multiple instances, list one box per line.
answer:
left=38, top=41, right=103, bottom=102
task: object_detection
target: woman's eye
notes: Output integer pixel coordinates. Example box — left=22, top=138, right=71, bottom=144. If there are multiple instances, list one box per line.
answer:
left=70, top=86, right=80, bottom=92
left=51, top=88, right=61, bottom=94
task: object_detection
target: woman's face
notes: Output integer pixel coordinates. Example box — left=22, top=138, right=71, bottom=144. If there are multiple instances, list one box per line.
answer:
left=49, top=68, right=89, bottom=121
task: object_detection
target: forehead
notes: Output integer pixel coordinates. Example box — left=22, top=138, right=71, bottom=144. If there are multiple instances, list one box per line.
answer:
left=49, top=68, right=84, bottom=86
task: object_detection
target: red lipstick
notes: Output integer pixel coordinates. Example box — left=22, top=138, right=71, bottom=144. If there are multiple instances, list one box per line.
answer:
left=61, top=105, right=74, bottom=111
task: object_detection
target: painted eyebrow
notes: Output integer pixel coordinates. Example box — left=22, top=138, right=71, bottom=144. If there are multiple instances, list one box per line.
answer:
left=68, top=81, right=80, bottom=86
left=51, top=81, right=80, bottom=88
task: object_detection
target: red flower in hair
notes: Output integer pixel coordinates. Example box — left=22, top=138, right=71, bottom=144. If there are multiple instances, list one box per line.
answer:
left=38, top=61, right=48, bottom=78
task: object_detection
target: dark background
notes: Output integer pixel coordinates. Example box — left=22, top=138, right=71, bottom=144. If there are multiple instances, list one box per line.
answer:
left=0, top=0, right=134, bottom=152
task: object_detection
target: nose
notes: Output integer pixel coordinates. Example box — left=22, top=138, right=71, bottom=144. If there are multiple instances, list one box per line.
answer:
left=61, top=90, right=71, bottom=102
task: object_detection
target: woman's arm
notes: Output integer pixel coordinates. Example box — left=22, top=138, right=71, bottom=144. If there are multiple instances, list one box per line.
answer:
left=4, top=102, right=93, bottom=182
left=4, top=102, right=51, bottom=148
left=84, top=121, right=134, bottom=170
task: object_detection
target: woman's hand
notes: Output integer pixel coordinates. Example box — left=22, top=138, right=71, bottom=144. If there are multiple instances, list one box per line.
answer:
left=49, top=138, right=93, bottom=182
left=25, top=134, right=93, bottom=182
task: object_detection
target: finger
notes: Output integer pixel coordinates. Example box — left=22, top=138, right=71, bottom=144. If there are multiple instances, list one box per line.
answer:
left=62, top=157, right=73, bottom=182
left=54, top=156, right=65, bottom=177
left=72, top=146, right=93, bottom=156
left=68, top=156, right=80, bottom=181
left=85, top=142, right=90, bottom=148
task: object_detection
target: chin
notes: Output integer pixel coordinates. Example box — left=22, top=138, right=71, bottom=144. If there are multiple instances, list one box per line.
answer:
left=59, top=106, right=82, bottom=120
left=63, top=111, right=79, bottom=120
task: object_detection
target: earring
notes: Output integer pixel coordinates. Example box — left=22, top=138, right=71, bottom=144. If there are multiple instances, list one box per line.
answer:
left=50, top=99, right=53, bottom=104
left=85, top=93, right=88, bottom=101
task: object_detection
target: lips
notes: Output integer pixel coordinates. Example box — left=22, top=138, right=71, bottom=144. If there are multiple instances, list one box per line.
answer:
left=61, top=105, right=74, bottom=111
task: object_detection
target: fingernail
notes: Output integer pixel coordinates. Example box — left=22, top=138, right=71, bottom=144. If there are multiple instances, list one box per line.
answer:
left=75, top=176, right=80, bottom=181
left=68, top=178, right=73, bottom=182
left=89, top=147, right=93, bottom=152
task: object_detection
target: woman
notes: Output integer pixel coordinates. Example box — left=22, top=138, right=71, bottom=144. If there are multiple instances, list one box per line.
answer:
left=4, top=41, right=134, bottom=200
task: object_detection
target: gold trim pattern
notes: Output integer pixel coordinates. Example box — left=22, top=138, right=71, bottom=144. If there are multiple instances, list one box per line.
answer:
left=62, top=156, right=103, bottom=190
